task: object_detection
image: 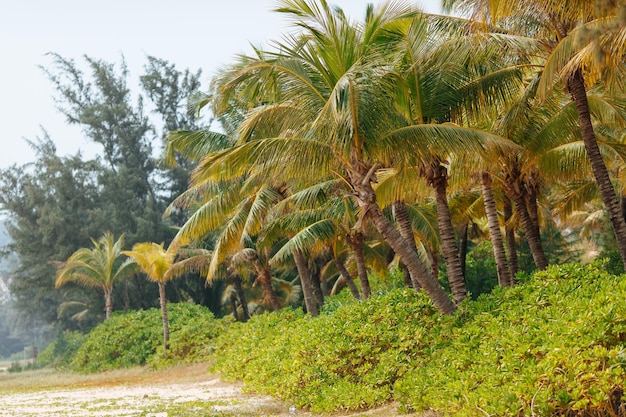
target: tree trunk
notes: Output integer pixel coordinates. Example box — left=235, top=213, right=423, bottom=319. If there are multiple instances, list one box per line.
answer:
left=430, top=248, right=439, bottom=282
left=333, top=255, right=361, bottom=299
left=233, top=275, right=250, bottom=322
left=347, top=232, right=371, bottom=299
left=569, top=68, right=626, bottom=270
left=401, top=263, right=413, bottom=288
left=158, top=281, right=169, bottom=356
left=392, top=201, right=421, bottom=289
left=432, top=167, right=466, bottom=304
left=349, top=160, right=455, bottom=314
left=104, top=288, right=113, bottom=320
left=458, top=223, right=468, bottom=279
left=503, top=196, right=518, bottom=283
left=369, top=203, right=456, bottom=314
left=310, top=269, right=324, bottom=307
left=255, top=264, right=281, bottom=312
left=230, top=293, right=239, bottom=322
left=510, top=189, right=548, bottom=270
left=293, top=250, right=319, bottom=317
left=481, top=172, right=513, bottom=287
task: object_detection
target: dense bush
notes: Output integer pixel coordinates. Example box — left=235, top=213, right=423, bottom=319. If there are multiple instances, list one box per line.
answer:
left=395, top=262, right=626, bottom=416
left=211, top=262, right=626, bottom=415
left=37, top=330, right=87, bottom=369
left=72, top=303, right=226, bottom=373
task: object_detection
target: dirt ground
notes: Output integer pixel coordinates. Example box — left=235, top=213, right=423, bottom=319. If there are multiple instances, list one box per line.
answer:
left=0, top=363, right=407, bottom=417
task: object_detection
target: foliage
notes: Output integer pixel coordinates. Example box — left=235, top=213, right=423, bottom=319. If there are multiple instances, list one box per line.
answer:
left=71, top=303, right=225, bottom=373
left=463, top=240, right=499, bottom=299
left=36, top=330, right=87, bottom=369
left=211, top=263, right=625, bottom=415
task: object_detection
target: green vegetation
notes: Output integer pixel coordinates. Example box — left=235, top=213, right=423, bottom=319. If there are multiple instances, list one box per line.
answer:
left=211, top=263, right=625, bottom=415
left=1, top=1, right=625, bottom=416
left=69, top=303, right=225, bottom=373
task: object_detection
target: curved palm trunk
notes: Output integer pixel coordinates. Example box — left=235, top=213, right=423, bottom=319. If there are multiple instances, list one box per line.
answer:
left=293, top=250, right=320, bottom=317
left=392, top=201, right=421, bottom=289
left=157, top=282, right=169, bottom=356
left=510, top=189, right=548, bottom=270
left=369, top=202, right=456, bottom=314
left=233, top=275, right=250, bottom=322
left=349, top=165, right=455, bottom=314
left=332, top=255, right=361, bottom=300
left=481, top=172, right=513, bottom=287
left=569, top=69, right=626, bottom=270
left=347, top=232, right=371, bottom=299
left=254, top=263, right=281, bottom=312
left=431, top=169, right=466, bottom=304
left=503, top=196, right=518, bottom=283
left=104, top=288, right=113, bottom=320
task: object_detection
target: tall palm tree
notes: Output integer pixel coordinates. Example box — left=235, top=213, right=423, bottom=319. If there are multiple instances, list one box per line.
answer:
left=55, top=232, right=136, bottom=320
left=444, top=0, right=626, bottom=268
left=196, top=1, right=523, bottom=314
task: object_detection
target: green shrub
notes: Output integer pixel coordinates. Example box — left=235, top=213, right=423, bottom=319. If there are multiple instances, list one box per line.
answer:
left=7, top=361, right=22, bottom=373
left=72, top=303, right=225, bottom=373
left=211, top=262, right=625, bottom=415
left=37, top=331, right=87, bottom=369
left=394, top=262, right=626, bottom=416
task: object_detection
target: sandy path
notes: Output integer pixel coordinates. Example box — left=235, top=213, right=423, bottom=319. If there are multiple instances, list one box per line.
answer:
left=0, top=377, right=291, bottom=416
left=0, top=363, right=405, bottom=417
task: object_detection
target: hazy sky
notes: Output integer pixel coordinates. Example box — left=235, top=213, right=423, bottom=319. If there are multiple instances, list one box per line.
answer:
left=0, top=0, right=441, bottom=169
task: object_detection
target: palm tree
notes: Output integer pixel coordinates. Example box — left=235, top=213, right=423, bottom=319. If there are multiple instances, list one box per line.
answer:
left=195, top=1, right=524, bottom=314
left=444, top=0, right=626, bottom=268
left=122, top=242, right=211, bottom=354
left=55, top=232, right=136, bottom=320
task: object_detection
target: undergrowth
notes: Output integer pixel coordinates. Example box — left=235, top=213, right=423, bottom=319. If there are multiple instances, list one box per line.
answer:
left=210, top=262, right=626, bottom=415
left=69, top=303, right=227, bottom=372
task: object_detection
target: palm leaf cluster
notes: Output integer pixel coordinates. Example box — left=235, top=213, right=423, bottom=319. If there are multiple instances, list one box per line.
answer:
left=56, top=0, right=626, bottom=321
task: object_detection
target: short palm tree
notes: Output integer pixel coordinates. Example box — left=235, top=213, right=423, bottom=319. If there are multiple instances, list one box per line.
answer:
left=122, top=242, right=211, bottom=355
left=55, top=232, right=136, bottom=320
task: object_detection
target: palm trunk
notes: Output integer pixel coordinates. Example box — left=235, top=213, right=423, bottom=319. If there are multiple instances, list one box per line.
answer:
left=333, top=255, right=361, bottom=299
left=104, top=288, right=113, bottom=320
left=256, top=265, right=281, bottom=312
left=481, top=172, right=513, bottom=287
left=503, top=196, right=518, bottom=282
left=347, top=232, right=371, bottom=299
left=511, top=190, right=548, bottom=270
left=369, top=202, right=456, bottom=314
left=158, top=282, right=169, bottom=356
left=349, top=161, right=455, bottom=314
left=458, top=223, right=469, bottom=279
left=233, top=275, right=250, bottom=322
left=310, top=269, right=324, bottom=307
left=293, top=250, right=319, bottom=317
left=432, top=168, right=466, bottom=304
left=230, top=293, right=239, bottom=321
left=392, top=201, right=421, bottom=289
left=569, top=69, right=626, bottom=270
left=401, top=263, right=413, bottom=288
left=429, top=248, right=439, bottom=282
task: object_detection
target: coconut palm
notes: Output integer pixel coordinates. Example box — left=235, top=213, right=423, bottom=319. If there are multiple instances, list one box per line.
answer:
left=195, top=1, right=526, bottom=314
left=444, top=0, right=626, bottom=268
left=122, top=242, right=211, bottom=354
left=55, top=232, right=136, bottom=320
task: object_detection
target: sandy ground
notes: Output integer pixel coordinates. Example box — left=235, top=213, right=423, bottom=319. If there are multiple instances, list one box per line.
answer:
left=0, top=363, right=406, bottom=417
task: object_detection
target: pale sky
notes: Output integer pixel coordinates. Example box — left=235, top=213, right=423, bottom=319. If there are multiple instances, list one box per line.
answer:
left=0, top=0, right=441, bottom=169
